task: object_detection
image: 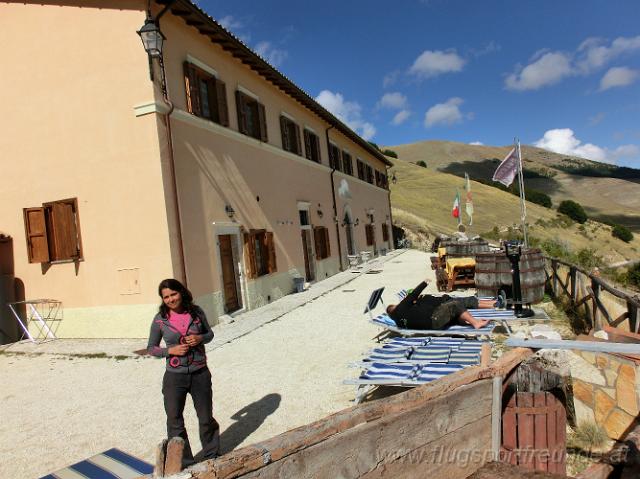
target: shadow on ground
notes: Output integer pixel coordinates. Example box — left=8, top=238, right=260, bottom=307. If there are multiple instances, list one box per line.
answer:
left=220, top=393, right=282, bottom=453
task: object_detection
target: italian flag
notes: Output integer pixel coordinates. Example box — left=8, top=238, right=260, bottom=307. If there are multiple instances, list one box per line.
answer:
left=452, top=190, right=461, bottom=219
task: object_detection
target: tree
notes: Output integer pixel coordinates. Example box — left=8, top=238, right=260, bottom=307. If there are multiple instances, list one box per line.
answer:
left=525, top=189, right=552, bottom=208
left=416, top=160, right=427, bottom=168
left=383, top=149, right=398, bottom=158
left=612, top=224, right=634, bottom=243
left=558, top=200, right=587, bottom=224
left=368, top=141, right=381, bottom=152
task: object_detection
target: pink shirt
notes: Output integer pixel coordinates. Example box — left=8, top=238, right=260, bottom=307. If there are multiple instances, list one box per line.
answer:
left=168, top=311, right=192, bottom=336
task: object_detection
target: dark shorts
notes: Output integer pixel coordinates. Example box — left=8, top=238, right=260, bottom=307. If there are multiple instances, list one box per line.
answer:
left=431, top=297, right=479, bottom=329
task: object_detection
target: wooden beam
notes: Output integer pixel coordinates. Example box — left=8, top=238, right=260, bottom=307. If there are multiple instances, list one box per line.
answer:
left=165, top=437, right=185, bottom=476
left=587, top=285, right=612, bottom=325
left=491, top=376, right=503, bottom=461
left=154, top=439, right=167, bottom=478
left=505, top=338, right=640, bottom=354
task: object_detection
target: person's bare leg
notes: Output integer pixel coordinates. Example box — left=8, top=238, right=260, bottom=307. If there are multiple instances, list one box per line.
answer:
left=478, top=299, right=494, bottom=309
left=459, top=311, right=489, bottom=329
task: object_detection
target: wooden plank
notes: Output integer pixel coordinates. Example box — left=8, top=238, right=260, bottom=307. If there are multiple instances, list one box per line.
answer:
left=165, top=437, right=185, bottom=476
left=491, top=376, right=503, bottom=461
left=517, top=393, right=535, bottom=470
left=556, top=395, right=567, bottom=475
left=480, top=343, right=491, bottom=367
left=587, top=285, right=612, bottom=325
left=154, top=439, right=167, bottom=478
left=236, top=382, right=492, bottom=479
left=501, top=394, right=517, bottom=465
left=546, top=393, right=558, bottom=474
left=534, top=393, right=548, bottom=471
left=505, top=338, right=640, bottom=354
left=186, top=349, right=532, bottom=479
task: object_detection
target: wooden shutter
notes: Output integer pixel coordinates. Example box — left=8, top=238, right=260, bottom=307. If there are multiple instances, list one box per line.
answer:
left=46, top=201, right=80, bottom=261
left=324, top=227, right=331, bottom=257
left=266, top=232, right=277, bottom=273
left=215, top=79, right=229, bottom=126
left=183, top=62, right=201, bottom=116
left=23, top=207, right=49, bottom=263
left=235, top=90, right=248, bottom=134
left=303, top=129, right=311, bottom=160
left=313, top=227, right=323, bottom=259
left=258, top=102, right=268, bottom=142
left=366, top=225, right=374, bottom=246
left=294, top=124, right=302, bottom=155
left=280, top=116, right=289, bottom=151
left=314, top=135, right=321, bottom=163
left=243, top=233, right=256, bottom=279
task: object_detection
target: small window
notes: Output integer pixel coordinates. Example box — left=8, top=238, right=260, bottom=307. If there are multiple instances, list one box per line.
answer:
left=313, top=226, right=331, bottom=260
left=342, top=151, right=353, bottom=176
left=299, top=210, right=310, bottom=226
left=23, top=198, right=83, bottom=263
left=183, top=62, right=229, bottom=126
left=280, top=115, right=302, bottom=155
left=303, top=129, right=322, bottom=163
left=236, top=91, right=268, bottom=141
left=366, top=165, right=374, bottom=184
left=329, top=144, right=341, bottom=171
left=357, top=159, right=365, bottom=180
left=243, top=230, right=276, bottom=278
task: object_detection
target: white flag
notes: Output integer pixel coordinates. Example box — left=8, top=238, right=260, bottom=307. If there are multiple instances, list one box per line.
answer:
left=492, top=148, right=519, bottom=187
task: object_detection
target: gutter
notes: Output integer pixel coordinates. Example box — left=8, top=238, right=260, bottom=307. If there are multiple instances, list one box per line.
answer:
left=386, top=165, right=395, bottom=250
left=325, top=125, right=344, bottom=272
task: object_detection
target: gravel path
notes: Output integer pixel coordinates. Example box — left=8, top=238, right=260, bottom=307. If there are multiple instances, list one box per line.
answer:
left=0, top=249, right=436, bottom=478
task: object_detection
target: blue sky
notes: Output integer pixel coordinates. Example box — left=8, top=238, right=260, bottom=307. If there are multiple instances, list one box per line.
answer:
left=198, top=0, right=640, bottom=167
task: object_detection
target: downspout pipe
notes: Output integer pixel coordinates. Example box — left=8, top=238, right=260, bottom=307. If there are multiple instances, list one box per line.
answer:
left=325, top=126, right=344, bottom=272
left=386, top=166, right=395, bottom=250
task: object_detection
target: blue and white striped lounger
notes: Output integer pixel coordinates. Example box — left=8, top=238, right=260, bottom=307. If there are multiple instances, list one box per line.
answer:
left=363, top=338, right=486, bottom=366
left=40, top=448, right=153, bottom=479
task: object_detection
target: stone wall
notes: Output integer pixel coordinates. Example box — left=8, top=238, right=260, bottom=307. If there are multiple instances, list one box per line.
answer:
left=570, top=350, right=640, bottom=439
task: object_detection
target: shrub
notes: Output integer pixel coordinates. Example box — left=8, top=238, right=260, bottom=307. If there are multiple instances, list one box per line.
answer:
left=612, top=224, right=634, bottom=243
left=526, top=189, right=552, bottom=208
left=383, top=149, right=398, bottom=158
left=558, top=200, right=587, bottom=224
left=416, top=160, right=427, bottom=168
left=629, top=263, right=640, bottom=288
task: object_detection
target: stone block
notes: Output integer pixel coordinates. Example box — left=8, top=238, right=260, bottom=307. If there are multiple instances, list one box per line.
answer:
left=602, top=387, right=616, bottom=399
left=573, top=380, right=594, bottom=407
left=604, top=408, right=635, bottom=440
left=570, top=352, right=606, bottom=386
left=604, top=369, right=618, bottom=387
left=595, top=389, right=616, bottom=424
left=573, top=398, right=595, bottom=425
left=582, top=351, right=596, bottom=364
left=608, top=357, right=621, bottom=373
left=596, top=354, right=608, bottom=369
left=616, top=364, right=639, bottom=416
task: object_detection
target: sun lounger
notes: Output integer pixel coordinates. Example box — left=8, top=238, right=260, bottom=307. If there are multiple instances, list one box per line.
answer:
left=363, top=337, right=486, bottom=365
left=369, top=312, right=497, bottom=337
left=40, top=447, right=153, bottom=479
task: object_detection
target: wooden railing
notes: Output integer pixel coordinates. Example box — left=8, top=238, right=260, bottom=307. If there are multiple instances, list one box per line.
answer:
left=546, top=257, right=640, bottom=334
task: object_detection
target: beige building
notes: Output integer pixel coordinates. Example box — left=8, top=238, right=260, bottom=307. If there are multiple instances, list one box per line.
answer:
left=0, top=0, right=393, bottom=338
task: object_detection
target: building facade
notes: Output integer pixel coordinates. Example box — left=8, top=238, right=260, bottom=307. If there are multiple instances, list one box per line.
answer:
left=0, top=0, right=393, bottom=338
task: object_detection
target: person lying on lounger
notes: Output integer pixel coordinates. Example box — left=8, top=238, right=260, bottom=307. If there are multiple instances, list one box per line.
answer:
left=386, top=280, right=505, bottom=330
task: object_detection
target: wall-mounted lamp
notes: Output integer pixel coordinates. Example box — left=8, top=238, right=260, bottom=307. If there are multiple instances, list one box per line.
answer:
left=137, top=14, right=165, bottom=80
left=225, top=204, right=235, bottom=219
left=317, top=209, right=323, bottom=218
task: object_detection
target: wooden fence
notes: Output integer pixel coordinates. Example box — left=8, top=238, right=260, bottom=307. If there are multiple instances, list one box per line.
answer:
left=546, top=257, right=640, bottom=334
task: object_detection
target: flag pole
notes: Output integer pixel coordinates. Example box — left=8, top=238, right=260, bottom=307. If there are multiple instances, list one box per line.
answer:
left=516, top=138, right=528, bottom=247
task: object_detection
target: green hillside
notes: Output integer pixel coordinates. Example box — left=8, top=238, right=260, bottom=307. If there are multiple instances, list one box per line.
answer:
left=387, top=140, right=640, bottom=232
left=389, top=159, right=640, bottom=266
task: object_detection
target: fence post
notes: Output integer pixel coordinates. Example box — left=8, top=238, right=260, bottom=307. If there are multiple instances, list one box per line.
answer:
left=628, top=300, right=639, bottom=334
left=552, top=259, right=558, bottom=297
left=591, top=279, right=601, bottom=331
left=569, top=267, right=577, bottom=305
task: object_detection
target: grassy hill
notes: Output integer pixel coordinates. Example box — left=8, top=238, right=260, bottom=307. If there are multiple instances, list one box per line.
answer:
left=388, top=159, right=640, bottom=266
left=387, top=140, right=640, bottom=232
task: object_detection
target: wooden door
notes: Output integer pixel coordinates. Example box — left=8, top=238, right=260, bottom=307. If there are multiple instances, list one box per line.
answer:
left=219, top=235, right=240, bottom=313
left=301, top=230, right=315, bottom=281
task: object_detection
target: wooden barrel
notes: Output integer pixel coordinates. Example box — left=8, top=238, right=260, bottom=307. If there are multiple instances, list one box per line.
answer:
left=475, top=248, right=546, bottom=304
left=440, top=238, right=489, bottom=258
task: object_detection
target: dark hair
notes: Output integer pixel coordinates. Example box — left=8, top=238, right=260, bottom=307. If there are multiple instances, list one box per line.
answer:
left=157, top=278, right=198, bottom=318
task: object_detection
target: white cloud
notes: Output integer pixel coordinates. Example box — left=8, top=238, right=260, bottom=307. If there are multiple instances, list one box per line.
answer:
left=409, top=50, right=466, bottom=79
left=218, top=15, right=243, bottom=31
left=588, top=112, right=606, bottom=126
left=469, top=141, right=484, bottom=145
left=254, top=41, right=288, bottom=67
left=392, top=110, right=411, bottom=125
left=577, top=36, right=640, bottom=73
left=469, top=41, right=501, bottom=58
left=599, top=66, right=639, bottom=91
left=315, top=90, right=376, bottom=140
left=424, top=97, right=469, bottom=128
left=378, top=92, right=408, bottom=110
left=505, top=52, right=572, bottom=91
left=383, top=70, right=400, bottom=88
left=534, top=128, right=639, bottom=164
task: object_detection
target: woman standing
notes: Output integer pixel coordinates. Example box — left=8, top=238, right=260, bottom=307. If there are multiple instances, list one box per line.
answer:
left=147, top=279, right=220, bottom=468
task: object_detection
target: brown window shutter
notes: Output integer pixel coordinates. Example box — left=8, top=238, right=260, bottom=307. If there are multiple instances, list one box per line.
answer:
left=303, top=129, right=311, bottom=160
left=23, top=207, right=49, bottom=263
left=243, top=233, right=257, bottom=279
left=235, top=91, right=248, bottom=134
left=266, top=232, right=277, bottom=273
left=280, top=115, right=289, bottom=151
left=258, top=102, right=268, bottom=142
left=324, top=227, right=331, bottom=257
left=314, top=135, right=321, bottom=163
left=183, top=62, right=201, bottom=116
left=215, top=79, right=229, bottom=126
left=46, top=201, right=80, bottom=261
left=294, top=124, right=302, bottom=155
left=313, top=227, right=322, bottom=259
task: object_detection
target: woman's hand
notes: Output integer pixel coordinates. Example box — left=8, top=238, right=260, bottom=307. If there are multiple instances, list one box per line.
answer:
left=184, top=335, right=202, bottom=347
left=168, top=344, right=189, bottom=356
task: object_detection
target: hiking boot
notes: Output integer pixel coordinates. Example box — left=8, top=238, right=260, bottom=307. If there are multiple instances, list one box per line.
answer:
left=494, top=290, right=507, bottom=309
